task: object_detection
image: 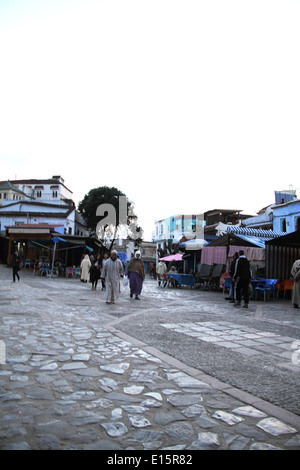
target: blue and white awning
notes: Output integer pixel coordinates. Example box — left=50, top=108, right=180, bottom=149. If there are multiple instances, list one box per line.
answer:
left=226, top=227, right=286, bottom=239
left=232, top=234, right=268, bottom=248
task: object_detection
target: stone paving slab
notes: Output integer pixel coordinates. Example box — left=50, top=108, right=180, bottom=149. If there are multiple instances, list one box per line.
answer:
left=0, top=266, right=299, bottom=450
left=114, top=286, right=300, bottom=417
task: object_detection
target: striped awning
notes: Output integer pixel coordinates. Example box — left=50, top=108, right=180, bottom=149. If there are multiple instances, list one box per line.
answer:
left=226, top=227, right=286, bottom=239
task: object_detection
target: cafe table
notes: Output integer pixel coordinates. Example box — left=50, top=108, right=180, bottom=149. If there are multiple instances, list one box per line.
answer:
left=167, top=273, right=195, bottom=288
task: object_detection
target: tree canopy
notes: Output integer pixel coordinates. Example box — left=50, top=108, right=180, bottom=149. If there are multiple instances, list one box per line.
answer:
left=78, top=186, right=143, bottom=246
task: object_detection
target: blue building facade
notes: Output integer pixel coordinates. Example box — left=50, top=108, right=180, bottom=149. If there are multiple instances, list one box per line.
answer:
left=272, top=199, right=300, bottom=233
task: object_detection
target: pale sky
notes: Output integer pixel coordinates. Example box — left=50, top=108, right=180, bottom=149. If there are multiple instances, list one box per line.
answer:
left=0, top=0, right=299, bottom=240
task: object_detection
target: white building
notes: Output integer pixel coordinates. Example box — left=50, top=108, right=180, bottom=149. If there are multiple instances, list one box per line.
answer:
left=0, top=176, right=88, bottom=236
left=154, top=214, right=205, bottom=259
left=0, top=175, right=73, bottom=205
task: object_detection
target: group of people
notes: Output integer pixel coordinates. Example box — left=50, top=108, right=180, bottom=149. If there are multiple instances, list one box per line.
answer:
left=155, top=260, right=179, bottom=288
left=80, top=250, right=145, bottom=304
left=80, top=253, right=107, bottom=290
left=9, top=247, right=300, bottom=310
left=227, top=250, right=300, bottom=309
left=94, top=249, right=300, bottom=309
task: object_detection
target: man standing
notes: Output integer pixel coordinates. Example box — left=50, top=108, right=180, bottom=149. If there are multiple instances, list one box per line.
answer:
left=291, top=258, right=300, bottom=308
left=102, top=250, right=124, bottom=304
left=233, top=250, right=251, bottom=308
left=156, top=259, right=167, bottom=287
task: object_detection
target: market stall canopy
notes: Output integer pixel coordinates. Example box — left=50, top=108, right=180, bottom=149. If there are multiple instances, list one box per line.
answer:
left=226, top=226, right=286, bottom=238
left=221, top=226, right=288, bottom=249
left=159, top=253, right=183, bottom=262
left=178, top=238, right=209, bottom=250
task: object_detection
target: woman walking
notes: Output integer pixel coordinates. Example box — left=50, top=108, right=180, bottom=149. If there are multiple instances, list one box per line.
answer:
left=100, top=252, right=109, bottom=290
left=90, top=254, right=101, bottom=290
left=11, top=250, right=21, bottom=283
left=125, top=251, right=145, bottom=300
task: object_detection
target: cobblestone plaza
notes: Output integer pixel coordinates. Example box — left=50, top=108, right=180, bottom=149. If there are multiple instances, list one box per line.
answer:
left=0, top=266, right=299, bottom=450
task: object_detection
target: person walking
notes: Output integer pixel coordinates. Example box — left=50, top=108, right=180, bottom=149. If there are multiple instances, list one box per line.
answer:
left=291, top=258, right=300, bottom=308
left=11, top=250, right=21, bottom=283
left=226, top=252, right=239, bottom=303
left=156, top=259, right=167, bottom=287
left=100, top=252, right=109, bottom=290
left=80, top=254, right=91, bottom=283
left=125, top=250, right=145, bottom=300
left=233, top=250, right=251, bottom=308
left=102, top=250, right=124, bottom=304
left=90, top=254, right=101, bottom=290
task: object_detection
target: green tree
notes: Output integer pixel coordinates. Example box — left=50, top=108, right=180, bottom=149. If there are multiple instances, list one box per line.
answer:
left=78, top=186, right=143, bottom=249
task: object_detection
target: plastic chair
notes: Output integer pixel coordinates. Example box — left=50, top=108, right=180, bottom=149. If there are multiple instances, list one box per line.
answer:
left=33, top=265, right=40, bottom=275
left=282, top=280, right=294, bottom=299
left=75, top=267, right=81, bottom=278
left=24, top=259, right=31, bottom=269
left=254, top=280, right=277, bottom=301
left=222, top=277, right=232, bottom=297
left=272, top=280, right=292, bottom=299
left=65, top=267, right=75, bottom=278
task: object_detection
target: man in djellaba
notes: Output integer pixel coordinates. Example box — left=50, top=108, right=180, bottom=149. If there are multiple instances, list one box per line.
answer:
left=102, top=250, right=124, bottom=304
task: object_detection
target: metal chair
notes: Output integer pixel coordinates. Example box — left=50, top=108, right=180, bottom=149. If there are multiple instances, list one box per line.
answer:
left=196, top=264, right=212, bottom=289
left=210, top=264, right=225, bottom=290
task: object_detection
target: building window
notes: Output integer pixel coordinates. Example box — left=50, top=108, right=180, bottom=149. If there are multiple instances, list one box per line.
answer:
left=294, top=216, right=300, bottom=231
left=52, top=191, right=58, bottom=198
left=280, top=218, right=287, bottom=232
left=36, top=191, right=42, bottom=198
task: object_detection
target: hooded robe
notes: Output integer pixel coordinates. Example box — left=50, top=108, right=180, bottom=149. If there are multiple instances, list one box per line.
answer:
left=125, top=251, right=145, bottom=296
left=80, top=255, right=91, bottom=282
left=291, top=259, right=300, bottom=306
left=102, top=253, right=124, bottom=302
